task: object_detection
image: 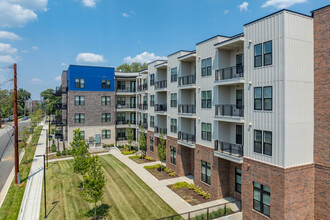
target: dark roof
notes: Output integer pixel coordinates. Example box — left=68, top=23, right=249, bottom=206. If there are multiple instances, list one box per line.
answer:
left=147, top=59, right=167, bottom=65
left=115, top=75, right=138, bottom=79
left=154, top=61, right=167, bottom=67
left=196, top=35, right=230, bottom=46
left=177, top=51, right=196, bottom=60
left=311, top=5, right=330, bottom=15
left=167, top=50, right=192, bottom=57
left=244, top=9, right=311, bottom=26
left=214, top=33, right=244, bottom=47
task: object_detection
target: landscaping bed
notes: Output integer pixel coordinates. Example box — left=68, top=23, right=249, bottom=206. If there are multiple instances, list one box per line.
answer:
left=168, top=182, right=216, bottom=206
left=129, top=155, right=154, bottom=164
left=144, top=164, right=177, bottom=180
left=118, top=145, right=137, bottom=155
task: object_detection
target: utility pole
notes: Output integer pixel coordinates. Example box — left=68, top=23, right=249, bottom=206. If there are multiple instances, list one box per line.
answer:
left=14, top=63, right=20, bottom=184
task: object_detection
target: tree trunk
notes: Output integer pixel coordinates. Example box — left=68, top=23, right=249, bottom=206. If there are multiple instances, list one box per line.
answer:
left=94, top=201, right=96, bottom=219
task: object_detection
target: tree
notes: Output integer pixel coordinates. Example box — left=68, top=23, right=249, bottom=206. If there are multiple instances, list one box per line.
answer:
left=80, top=155, right=106, bottom=219
left=126, top=122, right=134, bottom=150
left=157, top=129, right=166, bottom=172
left=17, top=88, right=31, bottom=115
left=29, top=108, right=42, bottom=132
left=116, top=63, right=147, bottom=72
left=40, top=88, right=61, bottom=115
left=71, top=129, right=90, bottom=175
left=139, top=126, right=147, bottom=159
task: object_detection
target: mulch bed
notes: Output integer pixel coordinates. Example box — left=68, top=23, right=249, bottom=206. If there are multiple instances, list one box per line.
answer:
left=130, top=157, right=154, bottom=164
left=168, top=186, right=216, bottom=205
left=147, top=168, right=177, bottom=180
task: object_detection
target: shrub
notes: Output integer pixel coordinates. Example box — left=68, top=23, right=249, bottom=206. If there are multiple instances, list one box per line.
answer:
left=171, top=182, right=189, bottom=189
left=168, top=172, right=175, bottom=177
left=204, top=192, right=210, bottom=200
left=188, top=183, right=194, bottom=190
left=110, top=144, right=114, bottom=147
left=56, top=151, right=61, bottom=156
left=145, top=156, right=153, bottom=161
left=129, top=155, right=141, bottom=159
left=62, top=150, right=67, bottom=156
left=144, top=164, right=161, bottom=170
left=67, top=149, right=72, bottom=155
left=122, top=150, right=135, bottom=155
left=51, top=144, right=56, bottom=152
left=51, top=128, right=55, bottom=134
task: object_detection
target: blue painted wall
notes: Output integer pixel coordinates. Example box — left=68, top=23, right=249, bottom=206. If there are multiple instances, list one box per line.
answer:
left=67, top=65, right=115, bottom=92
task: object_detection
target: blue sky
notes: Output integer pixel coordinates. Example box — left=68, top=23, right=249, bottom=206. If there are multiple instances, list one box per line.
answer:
left=0, top=0, right=327, bottom=99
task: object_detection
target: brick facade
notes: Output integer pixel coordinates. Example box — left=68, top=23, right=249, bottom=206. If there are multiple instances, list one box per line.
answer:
left=146, top=130, right=158, bottom=160
left=313, top=6, right=330, bottom=220
left=242, top=157, right=315, bottom=220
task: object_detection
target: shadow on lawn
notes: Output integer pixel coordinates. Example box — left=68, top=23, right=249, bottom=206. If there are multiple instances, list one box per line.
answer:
left=85, top=204, right=111, bottom=219
left=46, top=201, right=59, bottom=218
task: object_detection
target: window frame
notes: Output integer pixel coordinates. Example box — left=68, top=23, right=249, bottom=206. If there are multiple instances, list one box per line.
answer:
left=201, top=90, right=212, bottom=109
left=171, top=67, right=177, bottom=82
left=74, top=113, right=85, bottom=123
left=235, top=168, right=241, bottom=193
left=254, top=43, right=262, bottom=68
left=170, top=119, right=177, bottom=133
left=263, top=86, right=272, bottom=111
left=254, top=130, right=262, bottom=154
left=170, top=146, right=176, bottom=165
left=170, top=93, right=177, bottom=107
left=150, top=137, right=154, bottom=151
left=75, top=96, right=85, bottom=106
left=101, top=113, right=111, bottom=122
left=201, top=160, right=211, bottom=185
left=254, top=87, right=262, bottom=110
left=263, top=131, right=272, bottom=156
left=101, top=96, right=111, bottom=106
left=253, top=182, right=270, bottom=217
left=102, top=130, right=111, bottom=139
left=263, top=41, right=272, bottom=66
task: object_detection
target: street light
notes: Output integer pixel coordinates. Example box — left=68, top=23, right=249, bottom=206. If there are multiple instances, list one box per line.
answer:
left=36, top=154, right=47, bottom=219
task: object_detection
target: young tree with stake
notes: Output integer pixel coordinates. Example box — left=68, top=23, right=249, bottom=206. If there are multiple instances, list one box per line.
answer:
left=126, top=121, right=134, bottom=150
left=139, top=125, right=146, bottom=159
left=157, top=129, right=166, bottom=172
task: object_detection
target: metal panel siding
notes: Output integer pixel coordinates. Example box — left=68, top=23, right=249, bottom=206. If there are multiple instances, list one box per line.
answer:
left=67, top=65, right=115, bottom=92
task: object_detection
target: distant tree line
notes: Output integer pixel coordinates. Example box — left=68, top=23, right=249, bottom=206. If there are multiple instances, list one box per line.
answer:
left=0, top=88, right=31, bottom=119
left=116, top=63, right=147, bottom=72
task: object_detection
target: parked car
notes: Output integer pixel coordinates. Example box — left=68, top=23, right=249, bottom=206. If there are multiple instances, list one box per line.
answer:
left=8, top=116, right=14, bottom=121
left=22, top=116, right=29, bottom=121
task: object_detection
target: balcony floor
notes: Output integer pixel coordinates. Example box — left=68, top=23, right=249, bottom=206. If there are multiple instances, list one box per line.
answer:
left=214, top=151, right=243, bottom=164
left=214, top=78, right=245, bottom=86
left=214, top=115, right=244, bottom=123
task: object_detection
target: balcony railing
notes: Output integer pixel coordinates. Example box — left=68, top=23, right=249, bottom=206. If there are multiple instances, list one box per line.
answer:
left=155, top=126, right=167, bottom=135
left=116, top=87, right=136, bottom=93
left=155, top=80, right=167, bottom=89
left=178, top=104, right=196, bottom=114
left=61, top=86, right=67, bottom=94
left=215, top=66, right=244, bottom=81
left=55, top=103, right=67, bottom=110
left=178, top=131, right=196, bottom=144
left=138, top=84, right=148, bottom=91
left=138, top=103, right=148, bottom=110
left=155, top=104, right=167, bottom=112
left=215, top=104, right=244, bottom=117
left=116, top=120, right=136, bottom=125
left=178, top=74, right=196, bottom=86
left=214, top=140, right=243, bottom=157
left=116, top=104, right=136, bottom=109
left=54, top=87, right=62, bottom=96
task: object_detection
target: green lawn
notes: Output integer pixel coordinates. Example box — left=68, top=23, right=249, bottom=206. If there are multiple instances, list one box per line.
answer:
left=0, top=126, right=43, bottom=220
left=40, top=154, right=177, bottom=219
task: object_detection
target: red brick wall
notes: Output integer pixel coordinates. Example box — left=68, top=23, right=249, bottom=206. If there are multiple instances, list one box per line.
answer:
left=146, top=130, right=158, bottom=160
left=313, top=6, right=330, bottom=219
left=166, top=135, right=178, bottom=172
left=229, top=162, right=242, bottom=201
left=242, top=158, right=314, bottom=220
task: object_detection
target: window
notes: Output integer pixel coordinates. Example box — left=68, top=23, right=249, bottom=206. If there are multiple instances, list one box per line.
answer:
left=235, top=168, right=241, bottom=193
left=102, top=113, right=111, bottom=122
left=201, top=123, right=212, bottom=141
left=117, top=129, right=126, bottom=140
left=80, top=131, right=85, bottom=140
left=117, top=97, right=125, bottom=106
left=254, top=130, right=262, bottom=154
left=117, top=81, right=125, bottom=90
left=263, top=87, right=272, bottom=111
left=150, top=116, right=154, bottom=128
left=253, top=182, right=270, bottom=217
left=170, top=119, right=177, bottom=133
left=74, top=113, right=85, bottom=123
left=102, top=79, right=111, bottom=89
left=170, top=93, right=177, bottom=107
left=236, top=90, right=243, bottom=109
left=170, top=146, right=176, bottom=165
left=150, top=74, right=155, bottom=86
left=75, top=78, right=84, bottom=88
left=263, top=41, right=272, bottom=66
left=171, top=68, right=177, bottom=82
left=201, top=161, right=211, bottom=185
left=201, top=91, right=212, bottom=109
left=201, top=58, right=212, bottom=76
left=75, top=96, right=85, bottom=106
left=236, top=125, right=243, bottom=145
left=263, top=131, right=272, bottom=156
left=236, top=54, right=243, bottom=74
left=254, top=44, right=262, bottom=67
left=117, top=112, right=125, bottom=122
left=102, top=130, right=111, bottom=139
left=150, top=95, right=154, bottom=106
left=150, top=137, right=154, bottom=151
left=143, top=95, right=148, bottom=105
left=254, top=87, right=262, bottom=110
left=101, top=96, right=111, bottom=105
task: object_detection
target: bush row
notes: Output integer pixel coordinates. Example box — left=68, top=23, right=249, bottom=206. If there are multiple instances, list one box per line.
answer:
left=171, top=181, right=210, bottom=200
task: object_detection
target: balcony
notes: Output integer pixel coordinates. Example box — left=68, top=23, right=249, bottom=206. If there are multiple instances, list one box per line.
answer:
left=61, top=86, right=67, bottom=94
left=116, top=120, right=136, bottom=126
left=138, top=84, right=148, bottom=92
left=178, top=131, right=196, bottom=148
left=138, top=103, right=148, bottom=110
left=214, top=140, right=243, bottom=164
left=155, top=80, right=167, bottom=90
left=178, top=75, right=196, bottom=87
left=155, top=126, right=167, bottom=136
left=54, top=103, right=67, bottom=110
left=215, top=104, right=244, bottom=123
left=155, top=104, right=167, bottom=112
left=116, top=104, right=137, bottom=111
left=215, top=66, right=244, bottom=85
left=138, top=121, right=148, bottom=129
left=54, top=87, right=62, bottom=96
left=116, top=87, right=136, bottom=93
left=178, top=104, right=196, bottom=116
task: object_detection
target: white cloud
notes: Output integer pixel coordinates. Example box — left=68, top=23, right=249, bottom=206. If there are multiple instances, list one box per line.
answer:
left=0, top=43, right=18, bottom=54
left=262, top=0, right=306, bottom=9
left=81, top=0, right=96, bottom=7
left=123, top=52, right=167, bottom=64
left=224, top=9, right=229, bottom=15
left=55, top=75, right=61, bottom=81
left=239, top=2, right=249, bottom=12
left=61, top=62, right=66, bottom=66
left=0, top=31, right=21, bottom=40
left=122, top=13, right=129, bottom=18
left=9, top=0, right=48, bottom=10
left=0, top=55, right=16, bottom=63
left=30, top=78, right=42, bottom=83
left=22, top=50, right=29, bottom=53
left=32, top=46, right=39, bottom=50
left=76, top=53, right=105, bottom=64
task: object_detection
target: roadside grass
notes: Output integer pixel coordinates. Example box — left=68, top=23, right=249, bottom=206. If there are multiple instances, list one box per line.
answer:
left=40, top=154, right=177, bottom=219
left=0, top=126, right=43, bottom=220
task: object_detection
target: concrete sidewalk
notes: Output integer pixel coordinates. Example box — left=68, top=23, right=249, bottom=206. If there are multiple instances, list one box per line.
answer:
left=18, top=122, right=47, bottom=220
left=109, top=148, right=239, bottom=215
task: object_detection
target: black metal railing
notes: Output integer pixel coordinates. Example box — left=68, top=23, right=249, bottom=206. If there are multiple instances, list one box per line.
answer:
left=178, top=131, right=196, bottom=144
left=54, top=87, right=62, bottom=96
left=214, top=140, right=243, bottom=157
left=215, top=66, right=244, bottom=81
left=116, top=104, right=136, bottom=109
left=150, top=101, right=155, bottom=106
left=178, top=104, right=196, bottom=114
left=155, top=104, right=167, bottom=112
left=116, top=120, right=136, bottom=125
left=116, top=87, right=136, bottom=93
left=61, top=86, right=67, bottom=94
left=178, top=74, right=196, bottom=86
left=138, top=84, right=148, bottom=91
left=138, top=103, right=148, bottom=110
left=155, top=80, right=167, bottom=89
left=155, top=126, right=167, bottom=135
left=156, top=201, right=241, bottom=220
left=215, top=104, right=244, bottom=117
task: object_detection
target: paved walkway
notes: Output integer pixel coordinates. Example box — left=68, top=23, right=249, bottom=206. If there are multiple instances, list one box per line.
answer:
left=18, top=122, right=47, bottom=220
left=109, top=148, right=239, bottom=215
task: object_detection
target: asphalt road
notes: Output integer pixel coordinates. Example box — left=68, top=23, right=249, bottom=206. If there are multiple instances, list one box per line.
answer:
left=0, top=120, right=31, bottom=193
